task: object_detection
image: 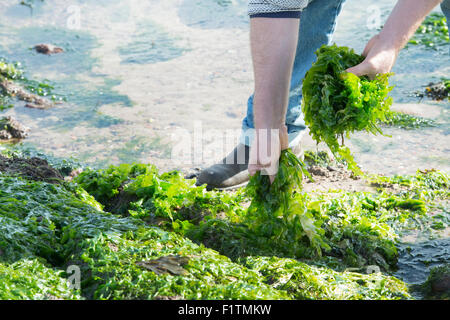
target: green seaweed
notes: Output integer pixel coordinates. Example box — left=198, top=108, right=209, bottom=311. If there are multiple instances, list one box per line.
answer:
left=245, top=149, right=330, bottom=257
left=303, top=150, right=333, bottom=168
left=244, top=256, right=411, bottom=300
left=0, top=259, right=81, bottom=300
left=381, top=111, right=436, bottom=129
left=74, top=156, right=448, bottom=272
left=408, top=13, right=449, bottom=49
left=73, top=228, right=288, bottom=300
left=302, top=44, right=394, bottom=175
left=1, top=150, right=448, bottom=300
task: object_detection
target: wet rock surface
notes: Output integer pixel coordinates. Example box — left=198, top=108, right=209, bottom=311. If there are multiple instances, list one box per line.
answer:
left=0, top=79, right=55, bottom=109
left=412, top=263, right=450, bottom=300
left=0, top=116, right=29, bottom=140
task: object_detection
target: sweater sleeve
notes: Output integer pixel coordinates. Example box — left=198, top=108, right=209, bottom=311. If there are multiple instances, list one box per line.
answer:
left=248, top=0, right=310, bottom=16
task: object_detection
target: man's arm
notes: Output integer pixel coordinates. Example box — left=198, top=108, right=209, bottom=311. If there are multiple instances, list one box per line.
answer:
left=248, top=18, right=299, bottom=182
left=347, top=0, right=443, bottom=77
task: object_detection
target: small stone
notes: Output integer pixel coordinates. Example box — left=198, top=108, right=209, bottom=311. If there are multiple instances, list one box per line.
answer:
left=25, top=103, right=48, bottom=110
left=308, top=165, right=329, bottom=177
left=34, top=44, right=64, bottom=55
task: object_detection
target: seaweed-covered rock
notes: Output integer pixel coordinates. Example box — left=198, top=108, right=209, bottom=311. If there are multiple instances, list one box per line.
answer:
left=0, top=154, right=63, bottom=183
left=244, top=256, right=411, bottom=300
left=0, top=259, right=81, bottom=300
left=0, top=79, right=55, bottom=109
left=423, top=81, right=449, bottom=101
left=420, top=264, right=450, bottom=299
left=0, top=116, right=29, bottom=140
left=1, top=151, right=448, bottom=300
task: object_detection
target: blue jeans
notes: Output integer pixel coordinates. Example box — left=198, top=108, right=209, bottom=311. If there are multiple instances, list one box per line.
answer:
left=240, top=0, right=347, bottom=147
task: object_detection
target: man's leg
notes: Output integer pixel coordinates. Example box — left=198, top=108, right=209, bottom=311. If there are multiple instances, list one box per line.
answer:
left=242, top=0, right=347, bottom=147
left=196, top=0, right=347, bottom=189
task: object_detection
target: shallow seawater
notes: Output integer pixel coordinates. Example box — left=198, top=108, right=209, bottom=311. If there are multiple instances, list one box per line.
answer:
left=396, top=238, right=450, bottom=285
left=0, top=0, right=449, bottom=293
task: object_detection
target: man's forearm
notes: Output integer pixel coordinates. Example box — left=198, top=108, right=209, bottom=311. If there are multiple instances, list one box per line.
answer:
left=347, top=0, right=443, bottom=77
left=250, top=18, right=299, bottom=130
left=378, top=0, right=443, bottom=53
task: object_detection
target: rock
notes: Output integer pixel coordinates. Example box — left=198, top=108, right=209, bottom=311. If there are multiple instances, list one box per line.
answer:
left=153, top=295, right=183, bottom=300
left=0, top=116, right=29, bottom=140
left=0, top=79, right=54, bottom=109
left=0, top=130, right=12, bottom=140
left=424, top=81, right=449, bottom=101
left=308, top=165, right=329, bottom=177
left=423, top=264, right=450, bottom=299
left=25, top=103, right=49, bottom=110
left=34, top=44, right=64, bottom=55
left=136, top=255, right=190, bottom=276
left=0, top=155, right=64, bottom=183
left=431, top=274, right=450, bottom=294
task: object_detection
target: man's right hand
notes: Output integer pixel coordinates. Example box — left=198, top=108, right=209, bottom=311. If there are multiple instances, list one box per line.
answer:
left=248, top=125, right=289, bottom=183
left=346, top=34, right=398, bottom=79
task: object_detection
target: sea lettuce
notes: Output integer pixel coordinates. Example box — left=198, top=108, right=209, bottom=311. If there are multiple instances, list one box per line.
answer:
left=302, top=44, right=394, bottom=174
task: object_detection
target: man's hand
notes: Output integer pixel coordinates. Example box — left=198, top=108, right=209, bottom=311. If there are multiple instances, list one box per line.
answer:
left=346, top=35, right=398, bottom=79
left=248, top=125, right=289, bottom=183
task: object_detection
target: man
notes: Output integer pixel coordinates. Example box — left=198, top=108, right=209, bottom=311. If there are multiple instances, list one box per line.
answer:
left=197, top=0, right=449, bottom=189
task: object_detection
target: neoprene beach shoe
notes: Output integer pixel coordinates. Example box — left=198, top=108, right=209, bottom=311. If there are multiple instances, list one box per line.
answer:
left=195, top=142, right=303, bottom=190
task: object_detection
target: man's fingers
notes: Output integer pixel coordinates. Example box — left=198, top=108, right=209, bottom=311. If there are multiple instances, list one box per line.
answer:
left=346, top=62, right=376, bottom=80
left=248, top=164, right=258, bottom=176
left=346, top=63, right=366, bottom=77
left=269, top=174, right=275, bottom=184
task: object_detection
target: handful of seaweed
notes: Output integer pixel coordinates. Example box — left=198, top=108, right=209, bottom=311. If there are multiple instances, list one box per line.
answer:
left=302, top=44, right=394, bottom=174
left=246, top=149, right=330, bottom=256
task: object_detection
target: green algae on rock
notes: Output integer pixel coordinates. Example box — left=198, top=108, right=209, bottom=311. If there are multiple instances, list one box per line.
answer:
left=73, top=156, right=448, bottom=273
left=1, top=150, right=449, bottom=300
left=0, top=259, right=81, bottom=300
left=0, top=116, right=29, bottom=140
left=73, top=228, right=288, bottom=300
left=416, top=263, right=450, bottom=299
left=244, top=256, right=411, bottom=300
